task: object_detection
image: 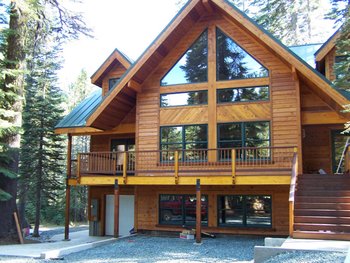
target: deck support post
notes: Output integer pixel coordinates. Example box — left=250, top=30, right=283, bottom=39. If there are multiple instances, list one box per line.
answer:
left=114, top=179, right=120, bottom=238
left=64, top=134, right=72, bottom=240
left=196, top=179, right=201, bottom=244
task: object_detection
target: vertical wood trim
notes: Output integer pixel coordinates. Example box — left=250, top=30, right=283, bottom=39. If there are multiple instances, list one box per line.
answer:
left=196, top=179, right=202, bottom=243
left=292, top=67, right=303, bottom=174
left=114, top=179, right=120, bottom=238
left=208, top=24, right=217, bottom=162
left=123, top=152, right=128, bottom=184
left=231, top=149, right=236, bottom=184
left=325, top=55, right=330, bottom=80
left=65, top=134, right=72, bottom=240
left=175, top=150, right=179, bottom=184
left=134, top=186, right=138, bottom=231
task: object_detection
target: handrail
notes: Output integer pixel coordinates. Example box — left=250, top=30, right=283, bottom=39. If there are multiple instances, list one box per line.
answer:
left=344, top=144, right=350, bottom=174
left=289, top=147, right=298, bottom=237
left=77, top=146, right=297, bottom=180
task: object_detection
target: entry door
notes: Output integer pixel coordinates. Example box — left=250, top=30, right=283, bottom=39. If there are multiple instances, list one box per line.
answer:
left=105, top=195, right=135, bottom=236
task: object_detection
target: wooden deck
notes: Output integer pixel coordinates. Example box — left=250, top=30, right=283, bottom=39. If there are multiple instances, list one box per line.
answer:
left=70, top=146, right=296, bottom=186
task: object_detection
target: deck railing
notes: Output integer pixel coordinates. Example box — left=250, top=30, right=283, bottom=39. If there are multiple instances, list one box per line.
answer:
left=76, top=146, right=296, bottom=179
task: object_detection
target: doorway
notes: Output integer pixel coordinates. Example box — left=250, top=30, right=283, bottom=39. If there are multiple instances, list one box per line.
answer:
left=110, top=138, right=135, bottom=175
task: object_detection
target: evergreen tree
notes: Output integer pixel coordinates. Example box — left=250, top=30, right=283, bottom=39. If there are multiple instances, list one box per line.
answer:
left=0, top=0, right=27, bottom=241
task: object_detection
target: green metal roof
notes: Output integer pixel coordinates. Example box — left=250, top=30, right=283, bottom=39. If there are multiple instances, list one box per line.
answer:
left=55, top=90, right=102, bottom=129
left=289, top=44, right=322, bottom=68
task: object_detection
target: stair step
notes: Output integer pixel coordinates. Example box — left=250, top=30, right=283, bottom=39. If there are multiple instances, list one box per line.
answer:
left=294, top=223, right=350, bottom=232
left=293, top=231, right=350, bottom=241
left=294, top=216, right=350, bottom=225
left=295, top=196, right=350, bottom=203
left=294, top=209, right=350, bottom=217
left=295, top=190, right=350, bottom=197
left=295, top=203, right=350, bottom=210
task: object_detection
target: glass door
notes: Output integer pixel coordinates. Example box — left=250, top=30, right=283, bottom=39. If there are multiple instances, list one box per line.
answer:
left=110, top=139, right=135, bottom=175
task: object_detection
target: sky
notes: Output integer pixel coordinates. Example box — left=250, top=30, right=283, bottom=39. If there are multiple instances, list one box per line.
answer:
left=58, top=0, right=337, bottom=91
left=59, top=0, right=183, bottom=90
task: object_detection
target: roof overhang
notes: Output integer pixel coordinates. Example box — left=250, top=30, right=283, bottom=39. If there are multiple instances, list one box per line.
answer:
left=315, top=30, right=340, bottom=62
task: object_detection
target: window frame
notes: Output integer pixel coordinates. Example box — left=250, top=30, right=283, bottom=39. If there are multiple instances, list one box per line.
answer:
left=108, top=78, right=120, bottom=91
left=160, top=124, right=208, bottom=162
left=217, top=86, right=270, bottom=104
left=160, top=90, right=208, bottom=108
left=159, top=194, right=208, bottom=226
left=217, top=195, right=272, bottom=228
left=215, top=27, right=269, bottom=81
left=160, top=29, right=209, bottom=87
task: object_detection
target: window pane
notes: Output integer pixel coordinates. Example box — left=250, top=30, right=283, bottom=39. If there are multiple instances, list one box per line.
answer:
left=109, top=78, right=120, bottom=91
left=246, top=195, right=272, bottom=227
left=161, top=127, right=182, bottom=144
left=216, top=28, right=268, bottom=81
left=160, top=91, right=208, bottom=107
left=217, top=86, right=269, bottom=103
left=185, top=125, right=207, bottom=142
left=159, top=195, right=183, bottom=225
left=245, top=122, right=270, bottom=141
left=218, top=123, right=242, bottom=141
left=161, top=30, right=208, bottom=86
left=218, top=196, right=244, bottom=226
left=184, top=195, right=208, bottom=225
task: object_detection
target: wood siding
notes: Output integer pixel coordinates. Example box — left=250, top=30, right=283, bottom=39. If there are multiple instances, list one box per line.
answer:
left=102, top=62, right=127, bottom=96
left=89, top=185, right=289, bottom=236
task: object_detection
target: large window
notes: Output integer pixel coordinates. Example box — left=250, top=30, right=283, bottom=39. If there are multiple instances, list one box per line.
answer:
left=218, top=121, right=270, bottom=149
left=216, top=28, right=268, bottom=81
left=159, top=194, right=208, bottom=225
left=160, top=90, right=208, bottom=107
left=161, top=30, right=208, bottom=86
left=218, top=195, right=272, bottom=228
left=160, top=125, right=208, bottom=161
left=217, top=86, right=269, bottom=103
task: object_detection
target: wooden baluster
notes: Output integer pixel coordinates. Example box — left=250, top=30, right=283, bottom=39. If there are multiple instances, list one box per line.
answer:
left=231, top=149, right=236, bottom=184
left=123, top=152, right=128, bottom=184
left=175, top=150, right=179, bottom=184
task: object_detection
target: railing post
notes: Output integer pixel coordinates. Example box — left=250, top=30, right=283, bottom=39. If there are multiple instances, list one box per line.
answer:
left=231, top=149, right=236, bottom=184
left=123, top=152, right=128, bottom=184
left=174, top=150, right=179, bottom=184
left=196, top=179, right=201, bottom=244
left=289, top=150, right=298, bottom=237
left=77, top=153, right=81, bottom=184
left=113, top=152, right=117, bottom=175
left=114, top=179, right=119, bottom=238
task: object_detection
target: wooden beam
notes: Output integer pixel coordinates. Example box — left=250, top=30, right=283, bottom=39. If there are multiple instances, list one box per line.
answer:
left=114, top=179, right=120, bottom=238
left=315, top=31, right=340, bottom=62
left=196, top=179, right=201, bottom=243
left=13, top=212, right=24, bottom=244
left=65, top=134, right=72, bottom=240
left=127, top=80, right=142, bottom=93
left=78, top=175, right=291, bottom=186
left=55, top=123, right=136, bottom=136
left=202, top=0, right=213, bottom=13
left=301, top=111, right=349, bottom=125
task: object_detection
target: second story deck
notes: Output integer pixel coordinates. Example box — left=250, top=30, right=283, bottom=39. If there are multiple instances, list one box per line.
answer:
left=70, top=146, right=297, bottom=186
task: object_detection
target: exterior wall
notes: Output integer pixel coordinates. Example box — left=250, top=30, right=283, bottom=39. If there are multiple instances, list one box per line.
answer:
left=89, top=185, right=289, bottom=236
left=136, top=13, right=301, bottom=164
left=325, top=48, right=336, bottom=81
left=101, top=63, right=127, bottom=96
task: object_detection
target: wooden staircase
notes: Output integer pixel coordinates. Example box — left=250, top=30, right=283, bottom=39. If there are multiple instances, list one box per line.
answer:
left=293, top=174, right=350, bottom=240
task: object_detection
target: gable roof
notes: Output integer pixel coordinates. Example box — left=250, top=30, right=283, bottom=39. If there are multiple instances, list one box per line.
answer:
left=91, top=48, right=133, bottom=87
left=315, top=29, right=340, bottom=62
left=84, top=0, right=350, bottom=130
left=289, top=43, right=322, bottom=68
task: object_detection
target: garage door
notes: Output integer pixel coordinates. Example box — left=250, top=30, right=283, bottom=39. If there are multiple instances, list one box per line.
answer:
left=105, top=195, right=134, bottom=236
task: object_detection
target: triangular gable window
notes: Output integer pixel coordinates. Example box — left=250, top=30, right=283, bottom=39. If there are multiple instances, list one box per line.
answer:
left=161, top=30, right=208, bottom=86
left=216, top=28, right=268, bottom=81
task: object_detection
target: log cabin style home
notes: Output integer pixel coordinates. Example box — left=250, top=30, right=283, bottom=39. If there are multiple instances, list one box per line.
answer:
left=56, top=0, right=350, bottom=241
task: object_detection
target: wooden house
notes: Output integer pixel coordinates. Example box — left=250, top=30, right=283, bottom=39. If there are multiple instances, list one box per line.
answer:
left=56, top=0, right=350, bottom=241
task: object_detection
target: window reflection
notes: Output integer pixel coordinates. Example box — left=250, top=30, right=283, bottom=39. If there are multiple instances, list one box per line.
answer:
left=216, top=28, right=268, bottom=80
left=217, top=86, right=269, bottom=103
left=160, top=91, right=208, bottom=107
left=161, top=30, right=208, bottom=86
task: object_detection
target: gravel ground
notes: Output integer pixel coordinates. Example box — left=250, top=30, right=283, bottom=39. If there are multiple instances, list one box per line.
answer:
left=25, top=225, right=89, bottom=243
left=264, top=250, right=346, bottom=263
left=0, top=235, right=347, bottom=263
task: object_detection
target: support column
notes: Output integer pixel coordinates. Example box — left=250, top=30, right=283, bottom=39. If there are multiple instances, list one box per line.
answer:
left=196, top=179, right=201, bottom=243
left=114, top=179, right=119, bottom=238
left=64, top=134, right=72, bottom=240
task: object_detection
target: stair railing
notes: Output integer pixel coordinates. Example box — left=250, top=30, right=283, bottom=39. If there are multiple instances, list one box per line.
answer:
left=289, top=147, right=298, bottom=237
